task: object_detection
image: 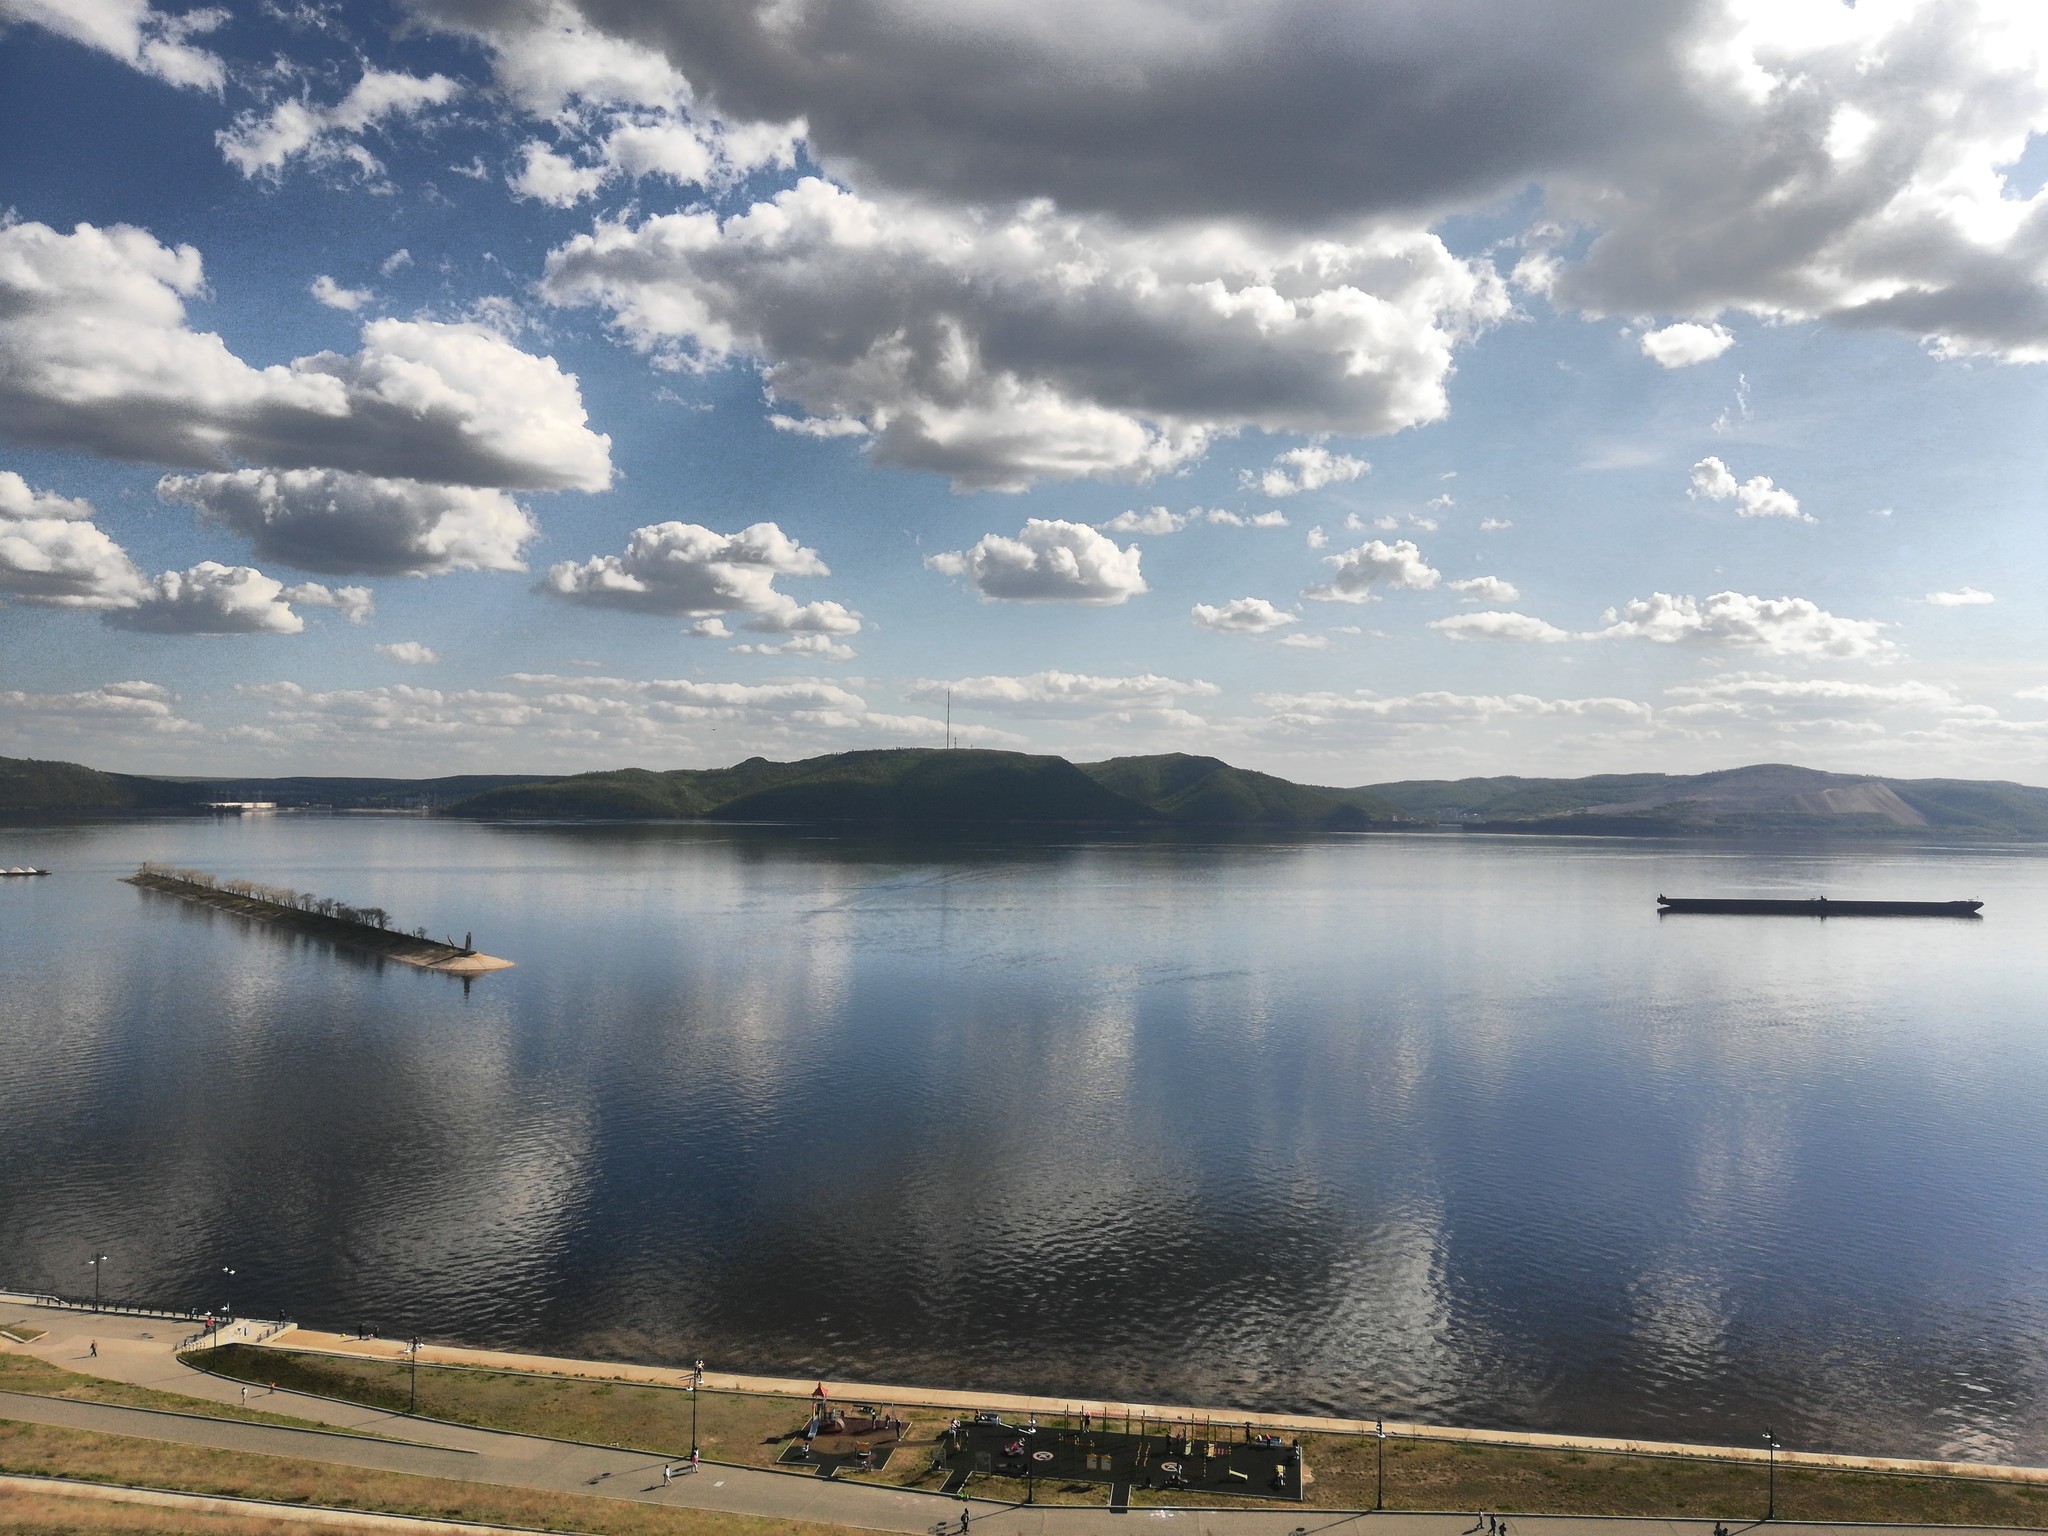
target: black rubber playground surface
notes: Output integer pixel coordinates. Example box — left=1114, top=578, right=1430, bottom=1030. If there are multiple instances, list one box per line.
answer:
left=940, top=1416, right=1304, bottom=1503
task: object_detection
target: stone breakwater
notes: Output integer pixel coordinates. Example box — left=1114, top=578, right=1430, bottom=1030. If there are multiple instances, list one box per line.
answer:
left=123, top=871, right=513, bottom=974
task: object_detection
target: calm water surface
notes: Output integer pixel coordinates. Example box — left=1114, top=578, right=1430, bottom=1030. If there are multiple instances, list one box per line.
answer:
left=3, top=816, right=2047, bottom=1462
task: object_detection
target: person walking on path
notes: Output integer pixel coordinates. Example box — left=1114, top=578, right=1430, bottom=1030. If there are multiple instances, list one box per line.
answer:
left=240, top=1387, right=248, bottom=1406
left=662, top=1464, right=673, bottom=1485
left=690, top=1448, right=700, bottom=1473
left=87, top=1340, right=96, bottom=1357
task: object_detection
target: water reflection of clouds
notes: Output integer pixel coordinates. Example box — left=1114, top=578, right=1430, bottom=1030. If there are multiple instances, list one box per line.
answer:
left=15, top=821, right=2048, bottom=1456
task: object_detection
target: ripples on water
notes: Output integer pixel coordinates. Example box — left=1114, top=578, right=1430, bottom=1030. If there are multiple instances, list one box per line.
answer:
left=3, top=817, right=2047, bottom=1462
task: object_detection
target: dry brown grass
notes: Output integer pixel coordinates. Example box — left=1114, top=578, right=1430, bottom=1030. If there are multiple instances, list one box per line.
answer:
left=1283, top=1430, right=2048, bottom=1525
left=0, top=1484, right=444, bottom=1534
left=0, top=1421, right=869, bottom=1536
left=0, top=1351, right=377, bottom=1437
left=193, top=1348, right=2048, bottom=1525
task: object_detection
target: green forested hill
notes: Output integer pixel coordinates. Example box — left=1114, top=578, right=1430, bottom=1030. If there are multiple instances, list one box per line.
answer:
left=11, top=748, right=2048, bottom=835
left=0, top=755, right=145, bottom=812
left=452, top=748, right=1419, bottom=826
left=1361, top=763, right=2048, bottom=837
left=1084, top=753, right=1411, bottom=826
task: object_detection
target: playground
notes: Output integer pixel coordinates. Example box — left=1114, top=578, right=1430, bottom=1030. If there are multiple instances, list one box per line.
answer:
left=934, top=1412, right=1304, bottom=1505
left=774, top=1393, right=907, bottom=1477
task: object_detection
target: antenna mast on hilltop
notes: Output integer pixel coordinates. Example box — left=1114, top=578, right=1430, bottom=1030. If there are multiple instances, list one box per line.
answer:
left=945, top=688, right=953, bottom=749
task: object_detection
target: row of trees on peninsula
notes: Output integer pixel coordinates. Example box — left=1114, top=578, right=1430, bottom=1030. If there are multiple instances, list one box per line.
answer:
left=136, top=862, right=416, bottom=935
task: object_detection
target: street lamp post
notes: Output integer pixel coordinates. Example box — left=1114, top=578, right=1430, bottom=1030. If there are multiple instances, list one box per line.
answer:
left=1375, top=1419, right=1386, bottom=1511
left=87, top=1251, right=109, bottom=1313
left=410, top=1337, right=420, bottom=1415
left=1763, top=1427, right=1780, bottom=1520
left=218, top=1268, right=236, bottom=1355
left=692, top=1360, right=704, bottom=1458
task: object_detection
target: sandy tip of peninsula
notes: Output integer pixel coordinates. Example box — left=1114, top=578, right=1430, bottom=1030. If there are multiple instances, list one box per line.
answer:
left=422, top=952, right=515, bottom=973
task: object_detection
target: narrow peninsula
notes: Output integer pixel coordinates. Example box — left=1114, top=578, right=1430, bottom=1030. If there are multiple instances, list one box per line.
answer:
left=125, top=864, right=513, bottom=974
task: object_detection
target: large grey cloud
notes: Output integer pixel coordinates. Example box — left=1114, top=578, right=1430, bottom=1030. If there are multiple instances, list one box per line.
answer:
left=543, top=182, right=1504, bottom=488
left=495, top=0, right=2048, bottom=362
left=159, top=469, right=538, bottom=577
left=528, top=0, right=1695, bottom=227
left=0, top=221, right=614, bottom=490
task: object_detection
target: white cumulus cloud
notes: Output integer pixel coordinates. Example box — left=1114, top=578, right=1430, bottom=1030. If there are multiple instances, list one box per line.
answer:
left=1688, top=456, right=1810, bottom=522
left=1247, top=445, right=1370, bottom=497
left=1430, top=610, right=1572, bottom=643
left=1205, top=509, right=1290, bottom=528
left=0, top=0, right=225, bottom=90
left=1640, top=322, right=1735, bottom=368
left=927, top=519, right=1146, bottom=604
left=908, top=671, right=1218, bottom=716
left=283, top=581, right=374, bottom=625
left=543, top=521, right=860, bottom=634
left=1597, top=591, right=1894, bottom=660
left=1302, top=538, right=1440, bottom=604
left=0, top=471, right=146, bottom=608
left=108, top=561, right=310, bottom=635
left=217, top=69, right=462, bottom=182
left=1100, top=506, right=1192, bottom=536
left=376, top=641, right=439, bottom=665
left=1448, top=575, right=1519, bottom=603
left=1924, top=587, right=1995, bottom=606
left=311, top=275, right=374, bottom=312
left=0, top=222, right=614, bottom=492
left=1191, top=597, right=1299, bottom=635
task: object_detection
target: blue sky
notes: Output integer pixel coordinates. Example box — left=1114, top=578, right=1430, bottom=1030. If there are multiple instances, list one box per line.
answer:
left=3, top=0, right=2047, bottom=783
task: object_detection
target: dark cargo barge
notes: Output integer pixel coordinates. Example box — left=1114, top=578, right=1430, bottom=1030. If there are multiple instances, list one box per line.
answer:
left=1657, top=896, right=1982, bottom=917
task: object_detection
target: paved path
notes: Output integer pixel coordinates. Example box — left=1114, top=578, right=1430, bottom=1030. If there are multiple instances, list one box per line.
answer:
left=0, top=1301, right=2037, bottom=1536
left=248, top=1326, right=2046, bottom=1486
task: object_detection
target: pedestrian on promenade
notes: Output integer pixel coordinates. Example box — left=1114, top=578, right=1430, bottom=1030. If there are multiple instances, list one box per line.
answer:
left=240, top=1387, right=248, bottom=1405
left=87, top=1340, right=96, bottom=1357
left=663, top=1464, right=673, bottom=1485
left=691, top=1448, right=700, bottom=1473
left=959, top=1508, right=970, bottom=1533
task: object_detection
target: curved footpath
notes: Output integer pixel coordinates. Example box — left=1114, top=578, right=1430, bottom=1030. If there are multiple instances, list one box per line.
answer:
left=0, top=1300, right=2032, bottom=1536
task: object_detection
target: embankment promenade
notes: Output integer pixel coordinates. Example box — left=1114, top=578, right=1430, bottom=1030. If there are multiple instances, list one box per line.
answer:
left=124, top=871, right=512, bottom=974
left=8, top=1294, right=2048, bottom=1534
left=252, top=1323, right=2042, bottom=1487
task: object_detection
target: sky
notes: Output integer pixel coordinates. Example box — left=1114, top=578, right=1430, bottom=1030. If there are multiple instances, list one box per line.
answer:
left=3, top=0, right=2048, bottom=785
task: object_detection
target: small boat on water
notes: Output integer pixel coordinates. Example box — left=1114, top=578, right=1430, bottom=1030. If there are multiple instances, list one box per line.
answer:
left=1658, top=895, right=1982, bottom=917
left=0, top=867, right=50, bottom=877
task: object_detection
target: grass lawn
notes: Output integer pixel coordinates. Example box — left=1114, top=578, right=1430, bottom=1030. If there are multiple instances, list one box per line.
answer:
left=0, top=1419, right=868, bottom=1536
left=0, top=1326, right=46, bottom=1345
left=1, top=1482, right=490, bottom=1535
left=191, top=1347, right=2048, bottom=1525
left=1281, top=1429, right=2048, bottom=1525
left=0, top=1352, right=380, bottom=1438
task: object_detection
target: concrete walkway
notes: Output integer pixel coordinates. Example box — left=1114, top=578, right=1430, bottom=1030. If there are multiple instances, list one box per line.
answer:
left=249, top=1326, right=2046, bottom=1487
left=0, top=1301, right=2036, bottom=1536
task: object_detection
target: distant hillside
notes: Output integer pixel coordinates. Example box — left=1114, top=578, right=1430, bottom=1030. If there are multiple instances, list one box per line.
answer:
left=452, top=749, right=1422, bottom=827
left=0, top=755, right=146, bottom=812
left=458, top=749, right=1149, bottom=824
left=1083, top=753, right=1410, bottom=828
left=0, top=756, right=552, bottom=815
left=11, top=749, right=2048, bottom=836
left=1363, top=763, right=2048, bottom=838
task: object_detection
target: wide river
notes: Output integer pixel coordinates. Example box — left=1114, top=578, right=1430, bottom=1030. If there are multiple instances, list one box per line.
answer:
left=4, top=816, right=2046, bottom=1462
